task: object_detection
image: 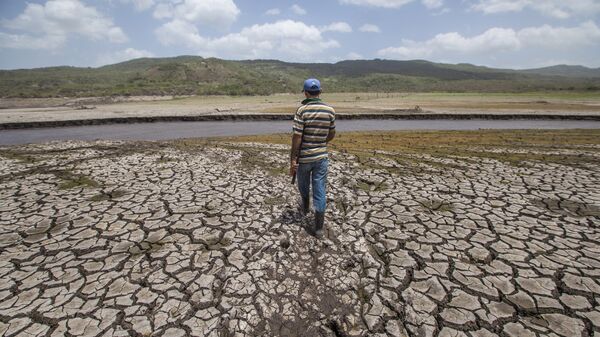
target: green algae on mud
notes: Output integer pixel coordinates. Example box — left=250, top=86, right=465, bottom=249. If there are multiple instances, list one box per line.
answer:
left=58, top=173, right=100, bottom=190
left=0, top=150, right=39, bottom=164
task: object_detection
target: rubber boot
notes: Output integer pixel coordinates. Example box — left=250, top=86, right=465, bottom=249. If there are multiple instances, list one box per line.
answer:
left=301, top=196, right=310, bottom=215
left=315, top=212, right=325, bottom=237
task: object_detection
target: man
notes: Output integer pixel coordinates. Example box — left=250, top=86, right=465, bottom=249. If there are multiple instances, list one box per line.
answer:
left=290, top=78, right=336, bottom=237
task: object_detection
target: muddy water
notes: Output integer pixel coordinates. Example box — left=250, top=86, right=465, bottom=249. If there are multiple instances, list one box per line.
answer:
left=1, top=119, right=600, bottom=145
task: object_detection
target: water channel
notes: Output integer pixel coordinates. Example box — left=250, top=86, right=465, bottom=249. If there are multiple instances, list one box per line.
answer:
left=1, top=119, right=599, bottom=145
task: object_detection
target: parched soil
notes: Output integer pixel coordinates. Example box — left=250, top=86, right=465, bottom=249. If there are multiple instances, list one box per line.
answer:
left=0, top=130, right=599, bottom=336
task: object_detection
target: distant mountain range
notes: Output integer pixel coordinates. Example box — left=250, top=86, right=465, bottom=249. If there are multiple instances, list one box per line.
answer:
left=519, top=65, right=600, bottom=78
left=1, top=56, right=599, bottom=97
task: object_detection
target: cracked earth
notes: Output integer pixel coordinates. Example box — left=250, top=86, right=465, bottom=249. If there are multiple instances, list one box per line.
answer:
left=0, top=138, right=599, bottom=337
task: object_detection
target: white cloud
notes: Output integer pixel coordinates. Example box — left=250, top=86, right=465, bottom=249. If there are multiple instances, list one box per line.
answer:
left=432, top=7, right=451, bottom=15
left=97, top=47, right=154, bottom=66
left=265, top=8, right=281, bottom=15
left=339, top=0, right=413, bottom=8
left=0, top=0, right=127, bottom=50
left=340, top=0, right=446, bottom=10
left=377, top=21, right=600, bottom=60
left=471, top=0, right=600, bottom=19
left=156, top=19, right=205, bottom=47
left=155, top=20, right=339, bottom=60
left=321, top=22, right=353, bottom=33
left=422, top=0, right=443, bottom=9
left=291, top=4, right=307, bottom=15
left=359, top=24, right=381, bottom=33
left=346, top=52, right=364, bottom=59
left=152, top=3, right=172, bottom=19
left=153, top=0, right=240, bottom=28
left=0, top=32, right=66, bottom=50
left=118, top=0, right=155, bottom=11
left=518, top=21, right=600, bottom=48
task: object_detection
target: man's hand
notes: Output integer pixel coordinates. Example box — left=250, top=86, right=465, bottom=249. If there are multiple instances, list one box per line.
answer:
left=290, top=159, right=298, bottom=177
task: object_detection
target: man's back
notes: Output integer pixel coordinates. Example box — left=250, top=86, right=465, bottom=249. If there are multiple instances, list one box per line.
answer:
left=293, top=98, right=336, bottom=164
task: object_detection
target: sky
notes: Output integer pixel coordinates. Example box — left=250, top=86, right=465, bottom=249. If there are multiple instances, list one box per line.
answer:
left=0, top=0, right=599, bottom=70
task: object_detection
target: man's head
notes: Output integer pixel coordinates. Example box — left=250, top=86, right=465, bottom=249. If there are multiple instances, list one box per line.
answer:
left=303, top=78, right=321, bottom=97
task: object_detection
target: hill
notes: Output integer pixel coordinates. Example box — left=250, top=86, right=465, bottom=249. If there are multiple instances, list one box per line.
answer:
left=1, top=56, right=599, bottom=97
left=520, top=65, right=600, bottom=78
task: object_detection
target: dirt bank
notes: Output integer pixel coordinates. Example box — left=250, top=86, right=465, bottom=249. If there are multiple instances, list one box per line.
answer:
left=2, top=112, right=600, bottom=130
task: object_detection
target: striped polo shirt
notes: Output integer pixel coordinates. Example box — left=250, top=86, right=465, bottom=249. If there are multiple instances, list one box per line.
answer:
left=292, top=98, right=336, bottom=163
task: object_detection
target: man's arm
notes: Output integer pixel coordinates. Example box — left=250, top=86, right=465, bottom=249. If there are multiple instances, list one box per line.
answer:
left=326, top=129, right=336, bottom=143
left=291, top=133, right=302, bottom=160
left=326, top=111, right=336, bottom=143
left=290, top=133, right=302, bottom=176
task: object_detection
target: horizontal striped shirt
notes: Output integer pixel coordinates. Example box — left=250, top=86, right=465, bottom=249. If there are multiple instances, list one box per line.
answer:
left=293, top=98, right=336, bottom=163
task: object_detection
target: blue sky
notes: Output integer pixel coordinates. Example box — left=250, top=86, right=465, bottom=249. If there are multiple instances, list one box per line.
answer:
left=0, top=0, right=599, bottom=70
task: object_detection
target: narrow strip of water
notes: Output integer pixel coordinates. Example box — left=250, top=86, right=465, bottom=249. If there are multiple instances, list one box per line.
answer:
left=1, top=119, right=599, bottom=145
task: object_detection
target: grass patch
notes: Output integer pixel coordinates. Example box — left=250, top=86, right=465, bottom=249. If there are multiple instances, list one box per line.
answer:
left=129, top=238, right=171, bottom=259
left=356, top=178, right=389, bottom=192
left=156, top=155, right=177, bottom=164
left=418, top=199, right=454, bottom=213
left=335, top=198, right=351, bottom=215
left=0, top=150, right=39, bottom=164
left=264, top=195, right=286, bottom=206
left=237, top=147, right=287, bottom=176
left=352, top=152, right=392, bottom=172
left=169, top=139, right=213, bottom=152
left=54, top=170, right=100, bottom=190
left=59, top=176, right=99, bottom=189
left=266, top=166, right=287, bottom=176
left=356, top=180, right=371, bottom=192
left=355, top=283, right=372, bottom=305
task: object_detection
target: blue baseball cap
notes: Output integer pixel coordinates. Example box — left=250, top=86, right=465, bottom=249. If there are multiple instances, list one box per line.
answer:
left=303, top=78, right=321, bottom=92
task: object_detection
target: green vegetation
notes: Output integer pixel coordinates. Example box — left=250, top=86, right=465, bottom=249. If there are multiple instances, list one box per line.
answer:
left=234, top=146, right=287, bottom=176
left=264, top=195, right=286, bottom=206
left=0, top=150, right=39, bottom=163
left=355, top=283, right=372, bottom=305
left=356, top=178, right=389, bottom=192
left=55, top=170, right=100, bottom=189
left=156, top=155, right=177, bottom=164
left=418, top=199, right=454, bottom=213
left=1, top=56, right=599, bottom=97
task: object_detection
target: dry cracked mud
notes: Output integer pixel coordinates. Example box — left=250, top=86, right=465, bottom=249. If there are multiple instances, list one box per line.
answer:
left=0, top=137, right=599, bottom=337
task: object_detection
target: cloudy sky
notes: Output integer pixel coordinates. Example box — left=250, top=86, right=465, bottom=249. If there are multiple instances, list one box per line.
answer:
left=0, top=0, right=599, bottom=69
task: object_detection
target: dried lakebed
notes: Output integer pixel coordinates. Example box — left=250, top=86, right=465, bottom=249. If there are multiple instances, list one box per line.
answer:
left=0, top=138, right=599, bottom=337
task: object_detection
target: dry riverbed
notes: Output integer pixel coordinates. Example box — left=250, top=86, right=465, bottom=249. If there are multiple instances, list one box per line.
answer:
left=1, top=93, right=599, bottom=124
left=0, top=129, right=599, bottom=336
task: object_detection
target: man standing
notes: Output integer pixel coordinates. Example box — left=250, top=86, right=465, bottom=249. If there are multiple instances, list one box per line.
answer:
left=290, top=78, right=336, bottom=237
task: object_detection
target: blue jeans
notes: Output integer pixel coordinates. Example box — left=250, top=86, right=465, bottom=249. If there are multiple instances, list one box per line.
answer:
left=296, top=158, right=328, bottom=213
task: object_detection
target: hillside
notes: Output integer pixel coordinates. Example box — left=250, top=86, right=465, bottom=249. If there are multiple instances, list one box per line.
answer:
left=1, top=56, right=599, bottom=97
left=520, top=65, right=600, bottom=78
